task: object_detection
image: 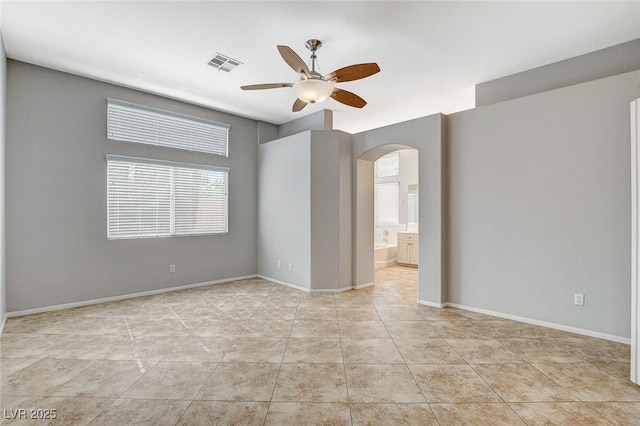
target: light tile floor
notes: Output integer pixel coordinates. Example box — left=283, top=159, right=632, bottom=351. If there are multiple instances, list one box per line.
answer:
left=1, top=265, right=639, bottom=425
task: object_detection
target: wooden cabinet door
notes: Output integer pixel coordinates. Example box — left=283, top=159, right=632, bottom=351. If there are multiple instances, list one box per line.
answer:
left=398, top=241, right=409, bottom=264
left=410, top=242, right=419, bottom=265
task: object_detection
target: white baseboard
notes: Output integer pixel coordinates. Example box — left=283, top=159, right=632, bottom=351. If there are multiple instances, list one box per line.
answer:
left=256, top=275, right=310, bottom=293
left=0, top=312, right=7, bottom=335
left=6, top=273, right=359, bottom=320
left=311, top=287, right=352, bottom=293
left=446, top=302, right=630, bottom=345
left=418, top=299, right=446, bottom=308
left=353, top=282, right=374, bottom=290
left=257, top=275, right=362, bottom=293
left=6, top=274, right=258, bottom=318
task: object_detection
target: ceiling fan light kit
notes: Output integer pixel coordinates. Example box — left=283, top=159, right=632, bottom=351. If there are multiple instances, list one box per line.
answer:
left=293, top=78, right=333, bottom=104
left=241, top=39, right=380, bottom=112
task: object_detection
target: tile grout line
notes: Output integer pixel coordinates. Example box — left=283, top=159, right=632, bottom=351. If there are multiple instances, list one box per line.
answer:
left=524, top=359, right=635, bottom=422
left=336, top=304, right=354, bottom=426
left=262, top=289, right=300, bottom=425
left=372, top=295, right=438, bottom=423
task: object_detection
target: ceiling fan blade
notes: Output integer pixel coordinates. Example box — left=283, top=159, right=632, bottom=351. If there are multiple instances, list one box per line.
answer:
left=277, top=45, right=311, bottom=78
left=292, top=98, right=308, bottom=112
left=324, top=63, right=380, bottom=83
left=241, top=83, right=293, bottom=90
left=331, top=88, right=367, bottom=108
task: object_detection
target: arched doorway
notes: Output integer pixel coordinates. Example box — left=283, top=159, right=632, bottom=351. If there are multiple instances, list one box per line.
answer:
left=372, top=148, right=420, bottom=301
left=350, top=114, right=445, bottom=306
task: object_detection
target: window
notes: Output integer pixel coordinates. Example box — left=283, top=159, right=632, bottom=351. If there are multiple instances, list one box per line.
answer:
left=107, top=98, right=230, bottom=157
left=105, top=99, right=231, bottom=239
left=107, top=155, right=228, bottom=239
left=375, top=152, right=399, bottom=177
left=375, top=182, right=399, bottom=227
left=408, top=184, right=419, bottom=225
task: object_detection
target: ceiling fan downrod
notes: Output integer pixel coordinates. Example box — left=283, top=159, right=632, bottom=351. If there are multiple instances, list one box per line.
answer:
left=305, top=39, right=323, bottom=77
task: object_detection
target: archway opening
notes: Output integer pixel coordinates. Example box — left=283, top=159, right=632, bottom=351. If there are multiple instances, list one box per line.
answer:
left=351, top=114, right=445, bottom=307
left=372, top=149, right=420, bottom=301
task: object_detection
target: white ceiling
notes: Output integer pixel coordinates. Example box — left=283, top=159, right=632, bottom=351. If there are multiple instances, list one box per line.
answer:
left=1, top=1, right=639, bottom=133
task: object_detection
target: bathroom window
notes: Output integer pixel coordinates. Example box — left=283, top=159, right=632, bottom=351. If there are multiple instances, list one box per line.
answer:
left=375, top=182, right=399, bottom=226
left=375, top=152, right=399, bottom=178
left=408, top=184, right=419, bottom=225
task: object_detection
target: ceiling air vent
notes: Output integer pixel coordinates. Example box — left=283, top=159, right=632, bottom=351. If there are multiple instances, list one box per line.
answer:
left=208, top=53, right=242, bottom=72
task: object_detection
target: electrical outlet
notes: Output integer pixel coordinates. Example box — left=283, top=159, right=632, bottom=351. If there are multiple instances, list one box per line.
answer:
left=288, top=264, right=293, bottom=271
left=574, top=293, right=584, bottom=306
left=277, top=260, right=281, bottom=269
left=170, top=264, right=176, bottom=273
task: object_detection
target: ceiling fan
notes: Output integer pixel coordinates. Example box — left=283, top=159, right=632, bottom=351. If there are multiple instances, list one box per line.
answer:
left=241, top=39, right=380, bottom=112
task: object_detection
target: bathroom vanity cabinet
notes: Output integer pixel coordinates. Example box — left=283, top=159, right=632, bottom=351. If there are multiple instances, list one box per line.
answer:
left=397, top=232, right=419, bottom=267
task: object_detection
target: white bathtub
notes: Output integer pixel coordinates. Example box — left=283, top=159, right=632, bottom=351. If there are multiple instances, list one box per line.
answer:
left=374, top=244, right=397, bottom=269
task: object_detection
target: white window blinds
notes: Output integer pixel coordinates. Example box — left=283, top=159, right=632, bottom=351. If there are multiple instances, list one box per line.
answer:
left=173, top=166, right=229, bottom=236
left=107, top=155, right=228, bottom=239
left=375, top=182, right=400, bottom=227
left=375, top=152, right=399, bottom=177
left=107, top=99, right=230, bottom=157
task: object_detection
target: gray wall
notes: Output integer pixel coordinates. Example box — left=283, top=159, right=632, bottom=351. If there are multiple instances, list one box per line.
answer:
left=0, top=31, right=6, bottom=323
left=448, top=69, right=640, bottom=338
left=257, top=129, right=352, bottom=291
left=279, top=110, right=333, bottom=139
left=310, top=130, right=352, bottom=290
left=6, top=61, right=259, bottom=311
left=257, top=131, right=311, bottom=289
left=476, top=39, right=640, bottom=107
left=354, top=158, right=375, bottom=284
left=257, top=121, right=279, bottom=145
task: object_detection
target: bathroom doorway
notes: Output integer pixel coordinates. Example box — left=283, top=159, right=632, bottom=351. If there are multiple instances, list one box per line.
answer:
left=351, top=115, right=445, bottom=307
left=373, top=149, right=419, bottom=300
